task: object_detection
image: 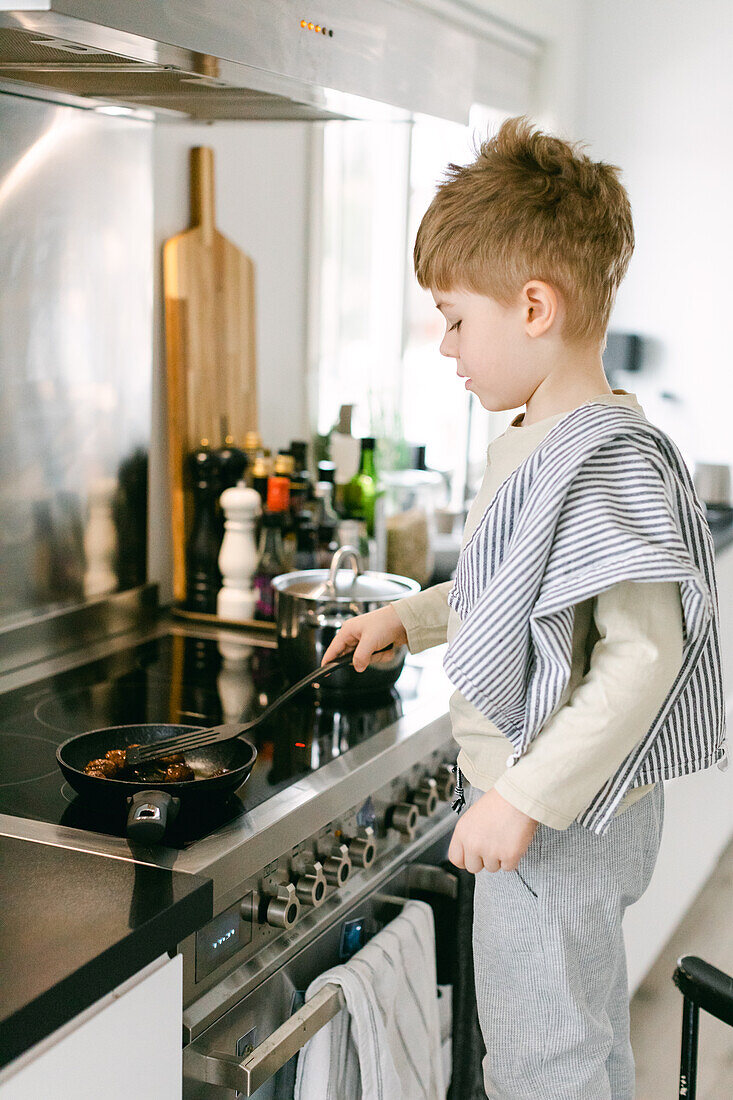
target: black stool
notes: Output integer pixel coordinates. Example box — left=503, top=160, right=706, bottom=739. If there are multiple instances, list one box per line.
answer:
left=672, top=955, right=733, bottom=1098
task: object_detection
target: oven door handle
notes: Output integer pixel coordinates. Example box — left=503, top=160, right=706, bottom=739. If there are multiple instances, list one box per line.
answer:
left=184, top=982, right=346, bottom=1097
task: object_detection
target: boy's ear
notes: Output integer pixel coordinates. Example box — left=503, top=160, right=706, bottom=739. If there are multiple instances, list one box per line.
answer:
left=521, top=280, right=560, bottom=338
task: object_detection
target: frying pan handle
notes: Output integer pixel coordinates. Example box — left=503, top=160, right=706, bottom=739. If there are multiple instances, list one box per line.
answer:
left=127, top=790, right=181, bottom=844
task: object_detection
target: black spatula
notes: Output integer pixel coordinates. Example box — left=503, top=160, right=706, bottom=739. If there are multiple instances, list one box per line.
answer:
left=124, top=648, right=391, bottom=767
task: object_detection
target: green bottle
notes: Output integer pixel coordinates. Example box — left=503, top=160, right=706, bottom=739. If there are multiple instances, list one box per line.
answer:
left=343, top=437, right=378, bottom=537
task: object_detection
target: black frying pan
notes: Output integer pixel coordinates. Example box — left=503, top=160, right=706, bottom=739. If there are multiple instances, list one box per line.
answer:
left=56, top=723, right=257, bottom=844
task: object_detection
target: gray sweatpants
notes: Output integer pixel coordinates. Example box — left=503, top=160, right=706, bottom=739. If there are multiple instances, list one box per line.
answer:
left=466, top=780, right=665, bottom=1100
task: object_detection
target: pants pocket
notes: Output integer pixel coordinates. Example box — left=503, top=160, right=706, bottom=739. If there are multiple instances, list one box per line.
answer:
left=515, top=868, right=538, bottom=899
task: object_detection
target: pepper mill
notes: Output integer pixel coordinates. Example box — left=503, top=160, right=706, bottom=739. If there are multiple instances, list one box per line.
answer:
left=214, top=429, right=248, bottom=491
left=217, top=481, right=262, bottom=621
left=185, top=444, right=223, bottom=614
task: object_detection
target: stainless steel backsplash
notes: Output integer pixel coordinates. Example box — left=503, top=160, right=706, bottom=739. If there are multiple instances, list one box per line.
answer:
left=0, top=93, right=152, bottom=627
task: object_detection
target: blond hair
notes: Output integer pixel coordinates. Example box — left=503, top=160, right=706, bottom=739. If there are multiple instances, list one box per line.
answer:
left=413, top=115, right=634, bottom=346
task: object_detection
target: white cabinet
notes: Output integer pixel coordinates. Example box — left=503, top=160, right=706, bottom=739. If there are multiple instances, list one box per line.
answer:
left=624, top=543, right=733, bottom=993
left=0, top=954, right=182, bottom=1100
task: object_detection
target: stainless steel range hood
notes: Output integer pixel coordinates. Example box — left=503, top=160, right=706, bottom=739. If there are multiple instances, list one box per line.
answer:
left=0, top=0, right=540, bottom=123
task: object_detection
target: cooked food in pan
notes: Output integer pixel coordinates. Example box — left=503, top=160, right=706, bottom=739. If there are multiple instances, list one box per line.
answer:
left=82, top=746, right=229, bottom=783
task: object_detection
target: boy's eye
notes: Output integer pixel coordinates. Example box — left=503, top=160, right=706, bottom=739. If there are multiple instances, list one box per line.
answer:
left=449, top=321, right=461, bottom=332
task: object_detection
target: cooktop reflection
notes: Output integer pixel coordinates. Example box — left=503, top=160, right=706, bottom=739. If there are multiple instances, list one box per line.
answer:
left=0, top=632, right=426, bottom=848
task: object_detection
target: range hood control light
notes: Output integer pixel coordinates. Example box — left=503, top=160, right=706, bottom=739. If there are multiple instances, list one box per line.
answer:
left=300, top=19, right=333, bottom=35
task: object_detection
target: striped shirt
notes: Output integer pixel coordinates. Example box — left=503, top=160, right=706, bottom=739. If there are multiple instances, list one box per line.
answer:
left=444, top=402, right=728, bottom=835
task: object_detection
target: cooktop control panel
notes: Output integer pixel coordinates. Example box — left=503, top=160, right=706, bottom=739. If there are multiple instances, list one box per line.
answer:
left=191, top=745, right=457, bottom=990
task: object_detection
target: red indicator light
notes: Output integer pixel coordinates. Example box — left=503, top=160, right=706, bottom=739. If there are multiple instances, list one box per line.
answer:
left=315, top=25, right=321, bottom=32
left=295, top=742, right=306, bottom=748
left=301, top=19, right=307, bottom=27
left=308, top=22, right=314, bottom=30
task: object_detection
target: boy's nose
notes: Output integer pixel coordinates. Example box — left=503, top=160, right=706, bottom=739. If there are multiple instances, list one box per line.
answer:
left=439, top=335, right=455, bottom=358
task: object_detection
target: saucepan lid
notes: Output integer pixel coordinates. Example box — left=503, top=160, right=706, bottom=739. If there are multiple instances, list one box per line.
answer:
left=271, top=545, right=420, bottom=603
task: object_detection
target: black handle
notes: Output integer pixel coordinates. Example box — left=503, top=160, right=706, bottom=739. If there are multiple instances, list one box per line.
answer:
left=260, top=646, right=393, bottom=723
left=126, top=790, right=181, bottom=844
left=673, top=955, right=733, bottom=1026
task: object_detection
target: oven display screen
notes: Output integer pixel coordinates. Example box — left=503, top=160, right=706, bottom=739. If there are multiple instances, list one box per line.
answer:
left=196, top=896, right=253, bottom=981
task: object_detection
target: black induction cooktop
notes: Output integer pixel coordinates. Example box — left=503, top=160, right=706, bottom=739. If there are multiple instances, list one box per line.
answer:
left=0, top=632, right=426, bottom=848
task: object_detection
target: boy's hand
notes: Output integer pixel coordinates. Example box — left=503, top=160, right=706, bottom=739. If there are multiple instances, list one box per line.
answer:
left=448, top=787, right=539, bottom=874
left=320, top=605, right=408, bottom=672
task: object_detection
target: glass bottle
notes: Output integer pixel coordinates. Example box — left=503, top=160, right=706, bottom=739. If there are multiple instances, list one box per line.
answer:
left=314, top=479, right=339, bottom=526
left=317, top=460, right=336, bottom=486
left=253, top=512, right=286, bottom=622
left=266, top=475, right=294, bottom=569
left=316, top=519, right=339, bottom=569
left=251, top=456, right=270, bottom=505
left=274, top=452, right=295, bottom=478
left=294, top=515, right=318, bottom=570
left=289, top=440, right=313, bottom=513
left=243, top=431, right=263, bottom=486
left=343, top=436, right=378, bottom=537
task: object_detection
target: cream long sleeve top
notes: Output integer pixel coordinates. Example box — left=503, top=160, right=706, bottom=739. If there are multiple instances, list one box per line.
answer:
left=392, top=390, right=685, bottom=830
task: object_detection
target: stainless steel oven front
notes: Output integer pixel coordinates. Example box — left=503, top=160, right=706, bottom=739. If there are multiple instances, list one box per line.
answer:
left=183, top=821, right=457, bottom=1099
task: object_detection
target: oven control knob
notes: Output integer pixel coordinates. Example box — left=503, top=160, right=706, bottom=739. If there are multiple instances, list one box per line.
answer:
left=294, top=861, right=327, bottom=908
left=434, top=764, right=456, bottom=803
left=388, top=802, right=419, bottom=838
left=412, top=778, right=439, bottom=817
left=263, top=882, right=300, bottom=930
left=321, top=843, right=352, bottom=888
left=346, top=827, right=377, bottom=869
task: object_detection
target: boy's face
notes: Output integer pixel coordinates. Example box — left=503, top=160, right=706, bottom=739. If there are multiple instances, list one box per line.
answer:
left=432, top=287, right=539, bottom=412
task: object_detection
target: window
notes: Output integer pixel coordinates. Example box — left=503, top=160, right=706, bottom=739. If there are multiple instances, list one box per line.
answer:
left=315, top=103, right=518, bottom=507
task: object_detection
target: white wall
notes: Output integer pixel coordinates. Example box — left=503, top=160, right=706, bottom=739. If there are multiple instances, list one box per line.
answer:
left=150, top=121, right=315, bottom=599
left=575, top=0, right=733, bottom=467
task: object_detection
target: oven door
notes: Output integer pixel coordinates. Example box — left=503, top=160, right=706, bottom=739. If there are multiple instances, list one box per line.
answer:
left=183, top=834, right=458, bottom=1099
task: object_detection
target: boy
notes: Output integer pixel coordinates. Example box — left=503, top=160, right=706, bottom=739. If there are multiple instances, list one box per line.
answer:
left=320, top=116, right=726, bottom=1099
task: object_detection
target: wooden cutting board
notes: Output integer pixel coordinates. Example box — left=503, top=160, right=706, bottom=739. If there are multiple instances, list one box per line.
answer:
left=163, top=146, right=258, bottom=603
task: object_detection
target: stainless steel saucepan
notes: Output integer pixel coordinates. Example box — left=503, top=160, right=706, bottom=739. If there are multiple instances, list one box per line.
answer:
left=272, top=546, right=420, bottom=695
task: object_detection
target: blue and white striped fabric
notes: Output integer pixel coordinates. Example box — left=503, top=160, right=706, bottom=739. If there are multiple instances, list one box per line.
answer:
left=445, top=402, right=727, bottom=835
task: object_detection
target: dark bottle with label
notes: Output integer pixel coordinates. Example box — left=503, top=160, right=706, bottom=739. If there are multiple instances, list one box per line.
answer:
left=185, top=444, right=223, bottom=614
left=316, top=521, right=339, bottom=569
left=254, top=511, right=286, bottom=622
left=294, top=515, right=318, bottom=570
left=251, top=455, right=270, bottom=505
left=317, top=459, right=336, bottom=486
left=290, top=440, right=313, bottom=505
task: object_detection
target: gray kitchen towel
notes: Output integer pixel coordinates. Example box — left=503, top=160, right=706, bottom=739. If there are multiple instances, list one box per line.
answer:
left=294, top=899, right=444, bottom=1100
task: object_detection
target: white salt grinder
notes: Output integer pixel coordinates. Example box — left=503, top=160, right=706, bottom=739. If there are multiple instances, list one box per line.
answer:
left=217, top=481, right=261, bottom=621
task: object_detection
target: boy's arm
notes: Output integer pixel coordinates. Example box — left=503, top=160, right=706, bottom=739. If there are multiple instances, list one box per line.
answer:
left=390, top=581, right=453, bottom=654
left=491, top=579, right=684, bottom=829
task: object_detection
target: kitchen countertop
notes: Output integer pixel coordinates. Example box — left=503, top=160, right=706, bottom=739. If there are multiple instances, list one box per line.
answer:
left=0, top=836, right=212, bottom=1069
